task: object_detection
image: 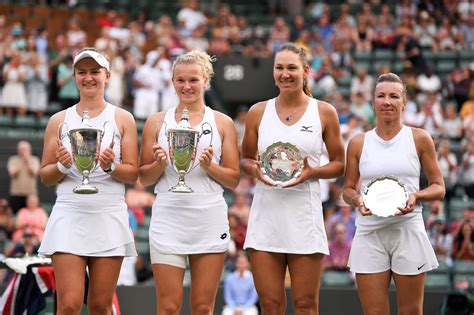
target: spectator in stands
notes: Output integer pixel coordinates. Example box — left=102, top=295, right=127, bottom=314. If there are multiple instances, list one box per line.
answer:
left=153, top=15, right=175, bottom=46
left=229, top=191, right=250, bottom=227
left=289, top=15, right=307, bottom=42
left=447, top=67, right=472, bottom=110
left=38, top=47, right=138, bottom=315
left=460, top=14, right=474, bottom=50
left=343, top=73, right=445, bottom=315
left=397, top=33, right=426, bottom=75
left=125, top=179, right=155, bottom=225
left=177, top=0, right=208, bottom=35
left=323, top=223, right=351, bottom=271
left=66, top=17, right=87, bottom=51
left=12, top=194, right=47, bottom=242
left=1, top=50, right=27, bottom=117
left=424, top=200, right=445, bottom=230
left=414, top=11, right=438, bottom=52
left=350, top=91, right=375, bottom=128
left=350, top=67, right=374, bottom=103
left=452, top=220, right=474, bottom=260
left=208, top=28, right=231, bottom=56
left=4, top=227, right=39, bottom=257
left=25, top=52, right=49, bottom=118
left=132, top=54, right=161, bottom=121
left=0, top=198, right=14, bottom=249
left=442, top=103, right=464, bottom=141
left=229, top=212, right=247, bottom=252
left=437, top=17, right=463, bottom=51
left=449, top=206, right=474, bottom=236
left=416, top=92, right=444, bottom=138
left=267, top=17, right=290, bottom=54
left=438, top=139, right=459, bottom=199
left=233, top=105, right=247, bottom=150
left=138, top=50, right=240, bottom=315
left=104, top=48, right=125, bottom=108
left=396, top=0, right=417, bottom=21
left=416, top=66, right=442, bottom=104
left=354, top=18, right=374, bottom=52
left=325, top=196, right=356, bottom=242
left=460, top=140, right=474, bottom=198
left=47, top=34, right=70, bottom=103
left=358, top=3, right=377, bottom=28
left=372, top=15, right=395, bottom=50
left=312, top=14, right=334, bottom=51
left=57, top=54, right=79, bottom=110
left=7, top=140, right=40, bottom=214
left=427, top=214, right=453, bottom=267
left=241, top=43, right=344, bottom=314
left=222, top=252, right=259, bottom=315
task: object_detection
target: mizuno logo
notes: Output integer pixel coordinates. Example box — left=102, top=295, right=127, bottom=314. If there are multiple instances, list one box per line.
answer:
left=300, top=125, right=313, bottom=132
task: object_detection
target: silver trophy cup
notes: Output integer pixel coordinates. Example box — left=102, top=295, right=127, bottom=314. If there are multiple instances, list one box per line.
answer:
left=163, top=108, right=212, bottom=193
left=60, top=111, right=108, bottom=194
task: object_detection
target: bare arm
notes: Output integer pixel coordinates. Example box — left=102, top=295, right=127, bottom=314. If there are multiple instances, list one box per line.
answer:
left=99, top=108, right=138, bottom=184
left=412, top=127, right=445, bottom=202
left=199, top=111, right=240, bottom=190
left=39, top=111, right=71, bottom=186
left=138, top=112, right=168, bottom=187
left=342, top=134, right=371, bottom=215
left=241, top=102, right=274, bottom=185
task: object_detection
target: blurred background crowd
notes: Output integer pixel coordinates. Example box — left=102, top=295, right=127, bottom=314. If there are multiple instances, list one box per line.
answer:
left=0, top=0, right=472, bottom=297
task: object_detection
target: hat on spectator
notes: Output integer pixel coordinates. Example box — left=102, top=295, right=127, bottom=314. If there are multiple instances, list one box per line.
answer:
left=73, top=50, right=110, bottom=72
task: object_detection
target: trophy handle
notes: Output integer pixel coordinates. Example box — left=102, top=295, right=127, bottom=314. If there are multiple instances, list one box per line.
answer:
left=57, top=122, right=69, bottom=144
left=156, top=120, right=168, bottom=144
left=189, top=122, right=214, bottom=172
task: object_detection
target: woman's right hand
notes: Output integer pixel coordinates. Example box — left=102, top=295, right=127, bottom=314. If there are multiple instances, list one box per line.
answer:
left=152, top=144, right=169, bottom=166
left=56, top=140, right=72, bottom=168
left=252, top=160, right=276, bottom=186
left=353, top=196, right=372, bottom=216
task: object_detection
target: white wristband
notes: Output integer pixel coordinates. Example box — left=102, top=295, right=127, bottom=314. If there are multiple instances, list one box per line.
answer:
left=57, top=161, right=71, bottom=174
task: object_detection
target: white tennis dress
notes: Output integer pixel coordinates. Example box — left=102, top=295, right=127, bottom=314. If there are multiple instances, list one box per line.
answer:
left=244, top=98, right=329, bottom=255
left=149, top=106, right=229, bottom=254
left=39, top=104, right=136, bottom=257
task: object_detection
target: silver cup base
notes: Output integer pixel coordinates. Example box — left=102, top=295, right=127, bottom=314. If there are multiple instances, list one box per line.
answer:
left=73, top=184, right=99, bottom=194
left=169, top=183, right=194, bottom=193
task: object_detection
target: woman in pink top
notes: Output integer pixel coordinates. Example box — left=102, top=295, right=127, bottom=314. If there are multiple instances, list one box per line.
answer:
left=12, top=194, right=48, bottom=241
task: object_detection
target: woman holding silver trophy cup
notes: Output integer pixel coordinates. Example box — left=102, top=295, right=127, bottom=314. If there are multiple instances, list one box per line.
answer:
left=139, top=50, right=240, bottom=314
left=241, top=43, right=345, bottom=314
left=39, top=47, right=138, bottom=315
left=343, top=73, right=445, bottom=315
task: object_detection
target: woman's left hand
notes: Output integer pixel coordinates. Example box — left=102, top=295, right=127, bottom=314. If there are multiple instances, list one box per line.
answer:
left=282, top=156, right=313, bottom=188
left=199, top=146, right=214, bottom=170
left=396, top=193, right=417, bottom=215
left=99, top=147, right=116, bottom=171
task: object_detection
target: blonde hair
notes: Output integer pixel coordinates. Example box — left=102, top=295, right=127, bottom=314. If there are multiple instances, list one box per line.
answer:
left=172, top=50, right=216, bottom=89
left=277, top=43, right=312, bottom=97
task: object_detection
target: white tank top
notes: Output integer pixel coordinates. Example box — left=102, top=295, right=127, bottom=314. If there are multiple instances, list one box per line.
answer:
left=57, top=103, right=124, bottom=196
left=154, top=106, right=223, bottom=194
left=257, top=97, right=323, bottom=191
left=357, top=125, right=422, bottom=235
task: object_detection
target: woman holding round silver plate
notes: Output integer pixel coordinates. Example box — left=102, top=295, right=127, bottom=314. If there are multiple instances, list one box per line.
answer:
left=241, top=42, right=345, bottom=314
left=139, top=50, right=240, bottom=314
left=39, top=47, right=138, bottom=315
left=343, top=72, right=445, bottom=315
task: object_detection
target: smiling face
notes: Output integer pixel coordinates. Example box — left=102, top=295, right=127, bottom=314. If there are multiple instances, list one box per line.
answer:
left=74, top=58, right=109, bottom=98
left=172, top=63, right=207, bottom=106
left=373, top=81, right=406, bottom=123
left=273, top=50, right=308, bottom=94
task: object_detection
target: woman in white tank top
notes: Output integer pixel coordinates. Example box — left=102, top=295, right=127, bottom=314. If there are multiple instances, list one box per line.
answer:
left=139, top=51, right=240, bottom=315
left=343, top=73, right=445, bottom=315
left=241, top=43, right=345, bottom=314
left=39, top=48, right=138, bottom=315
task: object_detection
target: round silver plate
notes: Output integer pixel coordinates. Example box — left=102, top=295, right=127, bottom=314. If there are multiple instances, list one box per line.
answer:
left=362, top=176, right=408, bottom=217
left=260, top=141, right=303, bottom=186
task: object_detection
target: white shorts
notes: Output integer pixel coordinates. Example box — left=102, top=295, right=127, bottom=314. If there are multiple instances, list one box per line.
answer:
left=150, top=245, right=187, bottom=269
left=348, top=220, right=438, bottom=275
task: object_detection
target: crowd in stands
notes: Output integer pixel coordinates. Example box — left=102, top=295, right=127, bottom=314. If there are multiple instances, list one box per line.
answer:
left=0, top=0, right=473, bottom=296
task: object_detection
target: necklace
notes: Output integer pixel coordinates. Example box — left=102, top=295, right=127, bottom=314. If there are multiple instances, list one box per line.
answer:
left=285, top=115, right=292, bottom=122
